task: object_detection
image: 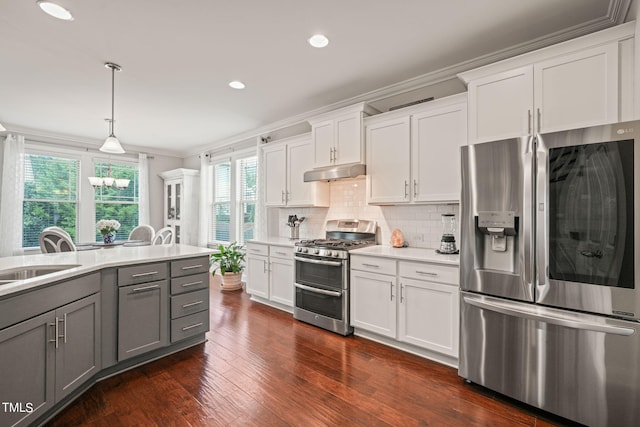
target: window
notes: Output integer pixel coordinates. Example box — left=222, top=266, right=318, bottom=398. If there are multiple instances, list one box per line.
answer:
left=210, top=153, right=257, bottom=244
left=23, top=153, right=79, bottom=247
left=212, top=161, right=231, bottom=242
left=94, top=162, right=139, bottom=241
left=238, top=157, right=257, bottom=242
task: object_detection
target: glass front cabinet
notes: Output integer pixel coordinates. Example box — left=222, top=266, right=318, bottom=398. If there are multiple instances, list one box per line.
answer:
left=159, top=168, right=200, bottom=245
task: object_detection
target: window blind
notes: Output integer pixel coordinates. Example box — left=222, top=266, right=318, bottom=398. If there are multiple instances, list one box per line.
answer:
left=23, top=154, right=79, bottom=247
left=238, top=156, right=257, bottom=243
left=94, top=162, right=139, bottom=241
left=212, top=161, right=231, bottom=242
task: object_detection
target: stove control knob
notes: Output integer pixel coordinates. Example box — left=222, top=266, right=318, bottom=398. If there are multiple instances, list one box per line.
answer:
left=331, top=251, right=338, bottom=257
left=302, top=247, right=308, bottom=253
left=313, top=249, right=320, bottom=255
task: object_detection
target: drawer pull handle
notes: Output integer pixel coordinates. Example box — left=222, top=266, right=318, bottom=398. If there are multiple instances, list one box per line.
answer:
left=131, top=271, right=159, bottom=278
left=182, top=280, right=203, bottom=287
left=275, top=252, right=287, bottom=256
left=181, top=264, right=203, bottom=270
left=182, top=322, right=204, bottom=331
left=362, top=263, right=379, bottom=268
left=182, top=300, right=204, bottom=308
left=416, top=271, right=438, bottom=276
left=131, top=284, right=161, bottom=292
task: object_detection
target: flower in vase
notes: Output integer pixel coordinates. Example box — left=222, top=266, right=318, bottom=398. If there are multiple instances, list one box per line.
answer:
left=96, top=219, right=121, bottom=236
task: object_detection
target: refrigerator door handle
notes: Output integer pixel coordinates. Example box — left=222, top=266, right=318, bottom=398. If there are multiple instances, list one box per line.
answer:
left=463, top=295, right=635, bottom=336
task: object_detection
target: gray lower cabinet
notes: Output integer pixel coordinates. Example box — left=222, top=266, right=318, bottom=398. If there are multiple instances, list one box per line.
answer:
left=170, top=256, right=210, bottom=343
left=54, top=293, right=101, bottom=401
left=0, top=311, right=55, bottom=427
left=0, top=292, right=100, bottom=427
left=117, top=279, right=168, bottom=361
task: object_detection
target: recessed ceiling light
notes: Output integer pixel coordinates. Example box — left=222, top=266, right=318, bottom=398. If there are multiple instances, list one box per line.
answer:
left=308, top=34, right=329, bottom=48
left=229, top=81, right=245, bottom=90
left=37, top=1, right=74, bottom=21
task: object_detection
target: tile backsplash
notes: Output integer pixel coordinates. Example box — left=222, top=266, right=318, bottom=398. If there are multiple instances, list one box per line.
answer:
left=269, top=177, right=459, bottom=249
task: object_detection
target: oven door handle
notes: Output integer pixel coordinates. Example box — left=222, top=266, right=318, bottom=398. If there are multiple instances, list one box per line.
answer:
left=295, top=283, right=342, bottom=297
left=294, top=257, right=343, bottom=267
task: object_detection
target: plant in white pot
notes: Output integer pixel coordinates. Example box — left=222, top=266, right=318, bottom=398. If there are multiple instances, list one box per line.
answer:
left=210, top=241, right=246, bottom=292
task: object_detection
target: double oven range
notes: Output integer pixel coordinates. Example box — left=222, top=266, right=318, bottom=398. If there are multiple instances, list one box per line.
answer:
left=293, top=219, right=377, bottom=335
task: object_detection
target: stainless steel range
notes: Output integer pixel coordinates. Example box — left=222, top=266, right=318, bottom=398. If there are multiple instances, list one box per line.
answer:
left=293, top=219, right=377, bottom=335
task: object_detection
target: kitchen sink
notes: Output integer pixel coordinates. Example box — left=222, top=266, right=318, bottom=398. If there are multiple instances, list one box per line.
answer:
left=0, top=264, right=81, bottom=284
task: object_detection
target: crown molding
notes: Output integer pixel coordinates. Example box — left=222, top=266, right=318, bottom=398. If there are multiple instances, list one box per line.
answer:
left=2, top=124, right=183, bottom=158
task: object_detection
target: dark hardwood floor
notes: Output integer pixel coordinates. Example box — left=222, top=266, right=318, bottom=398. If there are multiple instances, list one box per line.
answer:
left=47, top=286, right=577, bottom=426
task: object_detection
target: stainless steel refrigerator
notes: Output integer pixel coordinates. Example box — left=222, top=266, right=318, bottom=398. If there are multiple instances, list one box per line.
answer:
left=459, top=120, right=640, bottom=427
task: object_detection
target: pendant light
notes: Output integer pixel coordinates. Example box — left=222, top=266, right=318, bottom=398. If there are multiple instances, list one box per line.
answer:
left=100, top=62, right=125, bottom=154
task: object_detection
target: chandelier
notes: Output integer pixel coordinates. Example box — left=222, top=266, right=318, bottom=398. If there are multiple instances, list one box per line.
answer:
left=88, top=164, right=130, bottom=189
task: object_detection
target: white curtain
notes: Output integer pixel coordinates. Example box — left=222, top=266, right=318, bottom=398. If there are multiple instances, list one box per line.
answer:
left=0, top=134, right=25, bottom=257
left=254, top=137, right=267, bottom=240
left=138, top=153, right=150, bottom=225
left=198, top=153, right=210, bottom=247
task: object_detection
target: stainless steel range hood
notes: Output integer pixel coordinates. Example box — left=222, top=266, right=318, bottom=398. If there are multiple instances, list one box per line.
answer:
left=303, top=163, right=366, bottom=182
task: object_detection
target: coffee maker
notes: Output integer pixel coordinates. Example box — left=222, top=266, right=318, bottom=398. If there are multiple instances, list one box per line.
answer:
left=437, top=213, right=458, bottom=254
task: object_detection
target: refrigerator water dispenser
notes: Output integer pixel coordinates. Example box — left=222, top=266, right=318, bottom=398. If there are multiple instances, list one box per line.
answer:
left=475, top=211, right=518, bottom=272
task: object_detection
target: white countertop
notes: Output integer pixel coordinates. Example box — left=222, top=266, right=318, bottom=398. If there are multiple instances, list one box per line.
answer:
left=350, top=245, right=459, bottom=266
left=246, top=237, right=298, bottom=247
left=0, top=244, right=213, bottom=298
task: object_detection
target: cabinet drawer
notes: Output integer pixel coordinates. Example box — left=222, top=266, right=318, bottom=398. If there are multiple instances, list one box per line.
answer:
left=171, top=311, right=209, bottom=342
left=270, top=245, right=292, bottom=260
left=171, top=271, right=209, bottom=295
left=351, top=255, right=396, bottom=275
left=171, top=288, right=209, bottom=319
left=0, top=272, right=100, bottom=330
left=246, top=243, right=269, bottom=257
left=398, top=261, right=459, bottom=285
left=118, top=262, right=167, bottom=286
left=171, top=256, right=209, bottom=278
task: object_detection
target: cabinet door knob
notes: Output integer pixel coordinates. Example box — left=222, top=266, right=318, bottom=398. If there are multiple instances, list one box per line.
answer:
left=413, top=179, right=417, bottom=198
left=404, top=181, right=409, bottom=199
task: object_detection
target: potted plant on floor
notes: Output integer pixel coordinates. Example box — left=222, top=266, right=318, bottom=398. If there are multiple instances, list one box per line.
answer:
left=210, top=241, right=246, bottom=292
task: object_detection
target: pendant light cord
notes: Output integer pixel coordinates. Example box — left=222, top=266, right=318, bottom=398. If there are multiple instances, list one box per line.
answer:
left=110, top=64, right=115, bottom=137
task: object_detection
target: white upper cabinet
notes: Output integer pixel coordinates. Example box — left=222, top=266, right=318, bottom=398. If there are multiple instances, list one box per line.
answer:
left=460, top=23, right=635, bottom=144
left=411, top=101, right=467, bottom=203
left=312, top=120, right=334, bottom=167
left=365, top=116, right=411, bottom=204
left=263, top=134, right=329, bottom=207
left=263, top=144, right=287, bottom=206
left=365, top=94, right=467, bottom=204
left=309, top=102, right=379, bottom=168
left=534, top=44, right=618, bottom=133
left=467, top=66, right=533, bottom=143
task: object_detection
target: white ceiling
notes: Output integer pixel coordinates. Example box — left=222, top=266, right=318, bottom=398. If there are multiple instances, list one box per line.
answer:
left=0, top=0, right=633, bottom=156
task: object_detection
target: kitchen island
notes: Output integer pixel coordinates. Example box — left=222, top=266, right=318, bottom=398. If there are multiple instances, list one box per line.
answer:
left=0, top=244, right=213, bottom=427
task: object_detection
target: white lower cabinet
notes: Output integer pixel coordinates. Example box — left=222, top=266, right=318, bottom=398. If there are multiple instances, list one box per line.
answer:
left=246, top=243, right=270, bottom=299
left=398, top=278, right=459, bottom=357
left=350, top=269, right=397, bottom=338
left=350, top=254, right=459, bottom=365
left=269, top=246, right=294, bottom=307
left=245, top=242, right=294, bottom=311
